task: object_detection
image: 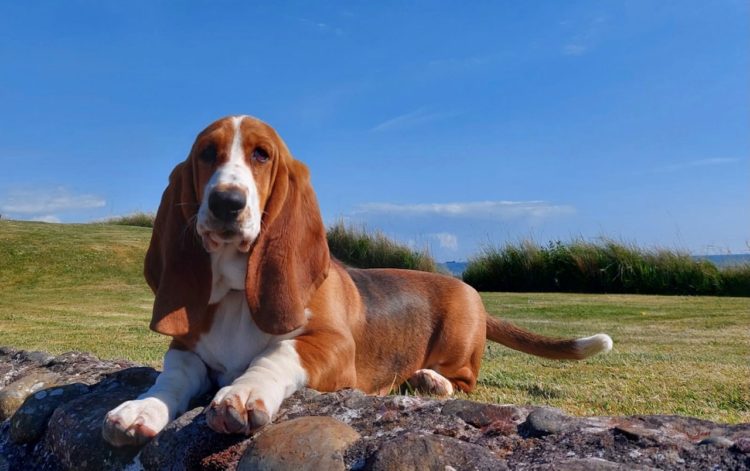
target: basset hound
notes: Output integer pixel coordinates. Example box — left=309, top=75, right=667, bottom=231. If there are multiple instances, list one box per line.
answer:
left=102, top=115, right=613, bottom=446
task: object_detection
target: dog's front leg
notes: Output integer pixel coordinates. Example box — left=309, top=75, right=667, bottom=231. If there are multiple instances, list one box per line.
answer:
left=102, top=348, right=211, bottom=447
left=205, top=339, right=306, bottom=434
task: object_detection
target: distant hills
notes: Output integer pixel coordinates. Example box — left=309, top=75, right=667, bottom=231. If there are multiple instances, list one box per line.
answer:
left=694, top=254, right=750, bottom=268
left=439, top=261, right=468, bottom=276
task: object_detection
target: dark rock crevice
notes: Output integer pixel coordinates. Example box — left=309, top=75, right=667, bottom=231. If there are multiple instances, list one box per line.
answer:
left=1, top=347, right=748, bottom=470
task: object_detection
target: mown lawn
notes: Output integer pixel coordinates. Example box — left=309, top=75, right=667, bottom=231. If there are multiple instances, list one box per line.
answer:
left=474, top=292, right=749, bottom=424
left=1, top=220, right=748, bottom=423
left=0, top=221, right=168, bottom=363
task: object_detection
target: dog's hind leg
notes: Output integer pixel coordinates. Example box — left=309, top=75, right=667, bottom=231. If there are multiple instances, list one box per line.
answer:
left=405, top=369, right=455, bottom=396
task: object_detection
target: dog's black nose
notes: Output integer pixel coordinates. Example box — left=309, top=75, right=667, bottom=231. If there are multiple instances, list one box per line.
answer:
left=208, top=189, right=246, bottom=222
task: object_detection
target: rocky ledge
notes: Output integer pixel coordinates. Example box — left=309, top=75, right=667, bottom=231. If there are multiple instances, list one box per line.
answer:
left=1, top=347, right=748, bottom=470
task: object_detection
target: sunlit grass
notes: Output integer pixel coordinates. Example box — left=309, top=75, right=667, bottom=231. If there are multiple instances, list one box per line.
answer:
left=0, top=221, right=167, bottom=365
left=472, top=292, right=749, bottom=423
left=1, top=221, right=747, bottom=423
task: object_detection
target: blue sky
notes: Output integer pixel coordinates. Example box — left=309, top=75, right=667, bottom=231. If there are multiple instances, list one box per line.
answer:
left=1, top=1, right=747, bottom=261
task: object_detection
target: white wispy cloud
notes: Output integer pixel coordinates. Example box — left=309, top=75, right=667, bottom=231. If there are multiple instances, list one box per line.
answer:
left=370, top=108, right=459, bottom=132
left=0, top=187, right=106, bottom=214
left=354, top=201, right=576, bottom=220
left=561, top=15, right=608, bottom=56
left=562, top=44, right=588, bottom=56
left=29, top=215, right=62, bottom=223
left=430, top=232, right=459, bottom=250
left=654, top=158, right=742, bottom=173
left=298, top=17, right=344, bottom=36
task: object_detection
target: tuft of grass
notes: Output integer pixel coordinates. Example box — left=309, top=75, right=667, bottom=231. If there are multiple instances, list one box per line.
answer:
left=326, top=221, right=438, bottom=272
left=720, top=263, right=750, bottom=297
left=463, top=239, right=749, bottom=296
left=102, top=212, right=155, bottom=228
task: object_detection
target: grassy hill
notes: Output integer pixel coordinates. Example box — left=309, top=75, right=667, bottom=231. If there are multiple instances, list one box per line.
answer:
left=0, top=221, right=168, bottom=363
left=0, top=220, right=748, bottom=423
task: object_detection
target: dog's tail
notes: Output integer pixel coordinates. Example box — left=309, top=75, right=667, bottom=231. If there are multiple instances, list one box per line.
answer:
left=485, top=316, right=612, bottom=360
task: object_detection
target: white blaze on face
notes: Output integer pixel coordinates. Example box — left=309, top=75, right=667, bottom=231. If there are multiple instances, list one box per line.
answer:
left=197, top=116, right=262, bottom=252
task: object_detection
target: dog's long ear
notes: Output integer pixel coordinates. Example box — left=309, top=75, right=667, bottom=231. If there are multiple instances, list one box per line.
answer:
left=245, top=158, right=330, bottom=335
left=145, top=160, right=211, bottom=337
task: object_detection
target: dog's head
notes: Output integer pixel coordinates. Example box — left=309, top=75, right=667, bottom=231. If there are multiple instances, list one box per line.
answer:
left=146, top=116, right=330, bottom=337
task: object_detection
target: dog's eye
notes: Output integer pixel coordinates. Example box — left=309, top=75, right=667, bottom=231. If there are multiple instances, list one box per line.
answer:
left=199, top=145, right=217, bottom=164
left=252, top=147, right=270, bottom=163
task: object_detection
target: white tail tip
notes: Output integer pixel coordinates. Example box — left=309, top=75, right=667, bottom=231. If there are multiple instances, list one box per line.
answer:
left=575, top=333, right=613, bottom=358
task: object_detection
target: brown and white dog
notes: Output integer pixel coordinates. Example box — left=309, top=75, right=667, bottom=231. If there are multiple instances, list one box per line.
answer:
left=102, top=115, right=613, bottom=447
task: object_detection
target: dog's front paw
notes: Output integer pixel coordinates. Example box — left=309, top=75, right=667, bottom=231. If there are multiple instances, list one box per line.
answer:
left=102, top=398, right=170, bottom=447
left=205, top=386, right=271, bottom=435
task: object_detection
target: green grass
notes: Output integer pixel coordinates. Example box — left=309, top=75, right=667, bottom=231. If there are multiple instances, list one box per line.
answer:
left=463, top=239, right=750, bottom=296
left=103, top=212, right=155, bottom=228
left=473, top=292, right=749, bottom=423
left=1, top=221, right=748, bottom=423
left=0, top=221, right=168, bottom=363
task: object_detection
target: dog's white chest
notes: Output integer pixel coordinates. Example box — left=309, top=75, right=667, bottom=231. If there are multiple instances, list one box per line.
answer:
left=194, top=290, right=274, bottom=386
left=196, top=247, right=272, bottom=386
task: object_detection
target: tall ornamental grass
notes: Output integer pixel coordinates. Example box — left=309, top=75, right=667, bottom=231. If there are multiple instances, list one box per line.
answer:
left=104, top=212, right=155, bottom=228
left=462, top=240, right=749, bottom=296
left=326, top=222, right=438, bottom=272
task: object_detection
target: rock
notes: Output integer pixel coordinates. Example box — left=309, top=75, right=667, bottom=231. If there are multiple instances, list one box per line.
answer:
left=20, top=351, right=56, bottom=367
left=384, top=395, right=422, bottom=411
left=3, top=349, right=750, bottom=470
left=733, top=436, right=750, bottom=454
left=342, top=389, right=373, bottom=410
left=698, top=435, right=734, bottom=448
left=41, top=367, right=158, bottom=471
left=0, top=370, right=61, bottom=420
left=9, top=383, right=90, bottom=444
left=140, top=407, right=249, bottom=471
left=520, top=406, right=576, bottom=437
left=0, top=346, right=16, bottom=356
left=556, top=457, right=641, bottom=470
left=238, top=416, right=360, bottom=471
left=47, top=351, right=136, bottom=384
left=0, top=363, right=11, bottom=388
left=0, top=349, right=53, bottom=390
left=441, top=399, right=523, bottom=428
left=0, top=349, right=143, bottom=425
left=614, top=424, right=661, bottom=443
left=367, top=432, right=507, bottom=471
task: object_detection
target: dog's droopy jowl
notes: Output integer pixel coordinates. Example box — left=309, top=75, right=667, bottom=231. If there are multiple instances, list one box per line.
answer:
left=102, top=116, right=613, bottom=446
